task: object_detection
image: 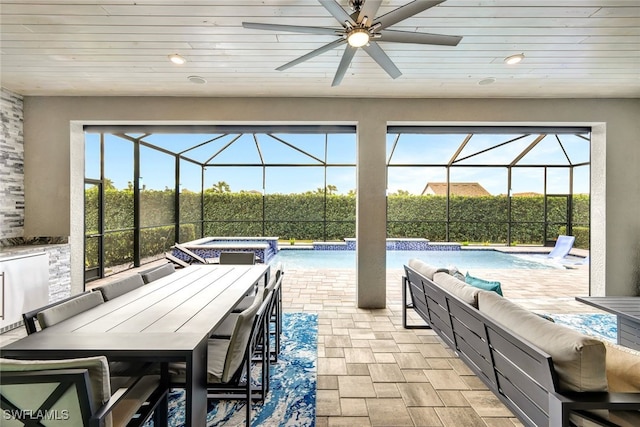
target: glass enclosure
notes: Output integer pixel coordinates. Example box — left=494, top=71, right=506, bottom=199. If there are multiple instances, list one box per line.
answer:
left=386, top=127, right=590, bottom=245
left=85, top=125, right=589, bottom=280
left=84, top=126, right=357, bottom=279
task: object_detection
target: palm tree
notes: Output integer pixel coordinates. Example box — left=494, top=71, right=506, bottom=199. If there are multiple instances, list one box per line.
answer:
left=104, top=178, right=116, bottom=190
left=315, top=185, right=338, bottom=195
left=211, top=181, right=231, bottom=193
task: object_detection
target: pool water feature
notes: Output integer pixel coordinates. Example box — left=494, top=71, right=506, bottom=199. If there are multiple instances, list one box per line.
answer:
left=175, top=236, right=279, bottom=264
left=314, top=238, right=459, bottom=251
left=270, top=249, right=558, bottom=270
left=175, top=237, right=458, bottom=265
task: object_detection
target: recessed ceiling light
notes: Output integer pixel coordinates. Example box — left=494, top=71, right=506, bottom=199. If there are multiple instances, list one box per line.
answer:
left=504, top=53, right=525, bottom=65
left=168, top=54, right=186, bottom=65
left=188, top=75, right=207, bottom=84
left=478, top=77, right=496, bottom=85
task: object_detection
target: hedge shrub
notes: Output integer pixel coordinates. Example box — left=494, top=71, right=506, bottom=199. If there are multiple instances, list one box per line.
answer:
left=85, top=189, right=590, bottom=262
left=559, top=225, right=590, bottom=249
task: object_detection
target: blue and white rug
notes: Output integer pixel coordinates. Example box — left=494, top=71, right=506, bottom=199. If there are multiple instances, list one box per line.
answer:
left=159, top=312, right=317, bottom=427
left=548, top=313, right=617, bottom=343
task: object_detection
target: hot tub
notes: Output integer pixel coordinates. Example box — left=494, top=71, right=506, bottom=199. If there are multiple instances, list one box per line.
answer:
left=173, top=236, right=279, bottom=264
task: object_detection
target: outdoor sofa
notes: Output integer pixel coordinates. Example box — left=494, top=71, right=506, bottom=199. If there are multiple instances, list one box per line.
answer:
left=403, top=259, right=640, bottom=427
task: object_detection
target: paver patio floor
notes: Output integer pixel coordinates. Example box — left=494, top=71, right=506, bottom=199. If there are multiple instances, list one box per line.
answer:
left=1, top=261, right=593, bottom=426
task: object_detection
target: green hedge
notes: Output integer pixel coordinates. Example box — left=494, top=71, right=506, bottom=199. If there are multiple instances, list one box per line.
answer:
left=90, top=224, right=197, bottom=268
left=559, top=226, right=590, bottom=249
left=85, top=189, right=590, bottom=263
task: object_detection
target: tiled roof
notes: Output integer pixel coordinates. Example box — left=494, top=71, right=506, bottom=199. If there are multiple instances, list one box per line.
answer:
left=512, top=192, right=542, bottom=197
left=422, top=182, right=491, bottom=197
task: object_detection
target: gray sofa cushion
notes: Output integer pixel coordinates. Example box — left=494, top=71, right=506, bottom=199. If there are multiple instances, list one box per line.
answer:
left=433, top=272, right=480, bottom=307
left=408, top=259, right=442, bottom=281
left=478, top=290, right=607, bottom=393
left=37, top=291, right=105, bottom=329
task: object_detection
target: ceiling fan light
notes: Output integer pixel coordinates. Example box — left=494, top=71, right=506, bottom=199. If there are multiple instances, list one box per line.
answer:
left=504, top=53, right=524, bottom=65
left=347, top=28, right=370, bottom=47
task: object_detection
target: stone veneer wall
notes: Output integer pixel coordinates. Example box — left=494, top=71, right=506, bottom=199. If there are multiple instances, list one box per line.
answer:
left=45, top=245, right=72, bottom=302
left=0, top=88, right=25, bottom=239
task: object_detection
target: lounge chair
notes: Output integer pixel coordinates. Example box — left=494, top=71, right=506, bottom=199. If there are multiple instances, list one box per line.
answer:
left=547, top=234, right=575, bottom=259
left=563, top=254, right=590, bottom=269
left=577, top=254, right=589, bottom=264
left=173, top=243, right=217, bottom=264
left=165, top=251, right=190, bottom=268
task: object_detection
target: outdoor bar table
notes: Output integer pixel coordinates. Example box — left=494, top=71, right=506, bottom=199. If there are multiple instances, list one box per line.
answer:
left=0, top=263, right=270, bottom=427
left=575, top=296, right=640, bottom=351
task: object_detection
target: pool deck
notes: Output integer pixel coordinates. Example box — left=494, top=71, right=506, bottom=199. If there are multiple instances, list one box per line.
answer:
left=476, top=244, right=589, bottom=257
left=282, top=242, right=590, bottom=257
left=0, top=249, right=594, bottom=427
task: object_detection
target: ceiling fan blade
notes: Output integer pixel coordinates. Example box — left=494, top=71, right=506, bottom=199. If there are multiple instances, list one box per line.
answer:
left=277, top=38, right=346, bottom=71
left=362, top=42, right=402, bottom=79
left=319, top=0, right=355, bottom=27
left=357, top=0, right=382, bottom=25
left=378, top=29, right=462, bottom=46
left=243, top=22, right=339, bottom=36
left=332, top=45, right=357, bottom=87
left=375, top=0, right=445, bottom=30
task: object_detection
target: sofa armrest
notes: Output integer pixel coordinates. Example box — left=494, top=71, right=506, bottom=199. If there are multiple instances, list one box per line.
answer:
left=402, top=274, right=431, bottom=329
left=549, top=390, right=640, bottom=426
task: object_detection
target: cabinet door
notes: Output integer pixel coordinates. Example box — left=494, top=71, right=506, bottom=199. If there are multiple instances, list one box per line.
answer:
left=0, top=272, right=4, bottom=321
left=0, top=253, right=49, bottom=329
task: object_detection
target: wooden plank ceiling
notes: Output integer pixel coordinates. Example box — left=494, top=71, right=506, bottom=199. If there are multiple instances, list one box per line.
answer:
left=1, top=0, right=638, bottom=98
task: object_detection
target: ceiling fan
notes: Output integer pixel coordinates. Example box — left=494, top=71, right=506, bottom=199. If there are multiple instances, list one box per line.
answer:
left=242, top=0, right=462, bottom=86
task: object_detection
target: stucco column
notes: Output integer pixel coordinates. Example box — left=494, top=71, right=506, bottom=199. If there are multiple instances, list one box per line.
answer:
left=69, top=122, right=85, bottom=295
left=356, top=120, right=387, bottom=308
left=590, top=123, right=606, bottom=296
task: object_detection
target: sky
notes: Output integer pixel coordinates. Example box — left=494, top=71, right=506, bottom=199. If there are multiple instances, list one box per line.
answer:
left=386, top=133, right=590, bottom=195
left=85, top=131, right=590, bottom=196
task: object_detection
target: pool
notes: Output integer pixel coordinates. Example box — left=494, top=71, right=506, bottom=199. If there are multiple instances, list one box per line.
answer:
left=269, top=249, right=558, bottom=270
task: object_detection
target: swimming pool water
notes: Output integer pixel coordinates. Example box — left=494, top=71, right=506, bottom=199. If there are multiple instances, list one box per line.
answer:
left=270, top=249, right=556, bottom=270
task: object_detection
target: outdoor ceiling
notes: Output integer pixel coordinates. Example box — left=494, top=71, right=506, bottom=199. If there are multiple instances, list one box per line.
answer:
left=1, top=0, right=639, bottom=98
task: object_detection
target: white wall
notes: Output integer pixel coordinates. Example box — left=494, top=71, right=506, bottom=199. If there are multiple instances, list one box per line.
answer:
left=22, top=97, right=640, bottom=301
